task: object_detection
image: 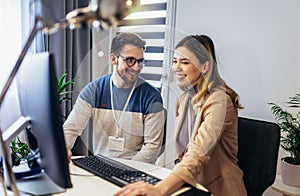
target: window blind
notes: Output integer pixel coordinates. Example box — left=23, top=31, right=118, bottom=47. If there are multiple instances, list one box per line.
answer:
left=116, top=0, right=168, bottom=90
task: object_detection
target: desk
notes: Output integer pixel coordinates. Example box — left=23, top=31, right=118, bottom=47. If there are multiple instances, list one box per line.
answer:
left=60, top=158, right=170, bottom=196
left=59, top=158, right=209, bottom=196
left=1, top=158, right=209, bottom=195
left=271, top=175, right=300, bottom=196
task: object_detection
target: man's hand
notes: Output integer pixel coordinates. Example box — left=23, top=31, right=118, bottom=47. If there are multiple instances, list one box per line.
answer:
left=67, top=149, right=72, bottom=162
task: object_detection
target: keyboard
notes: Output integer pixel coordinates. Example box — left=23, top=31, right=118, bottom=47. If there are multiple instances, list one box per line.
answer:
left=72, top=154, right=161, bottom=187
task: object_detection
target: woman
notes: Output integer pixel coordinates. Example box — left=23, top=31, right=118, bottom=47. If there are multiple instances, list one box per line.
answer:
left=114, top=35, right=247, bottom=196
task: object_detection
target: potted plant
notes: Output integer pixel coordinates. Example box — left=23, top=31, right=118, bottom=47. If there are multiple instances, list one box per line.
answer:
left=57, top=70, right=76, bottom=119
left=57, top=71, right=76, bottom=104
left=269, top=93, right=300, bottom=186
left=10, top=137, right=30, bottom=166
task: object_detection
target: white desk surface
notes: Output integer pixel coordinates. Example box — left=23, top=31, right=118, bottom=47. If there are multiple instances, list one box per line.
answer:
left=59, top=158, right=172, bottom=196
left=271, top=175, right=300, bottom=196
left=1, top=157, right=208, bottom=196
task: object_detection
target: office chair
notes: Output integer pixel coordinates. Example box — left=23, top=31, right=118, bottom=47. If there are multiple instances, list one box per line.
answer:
left=158, top=107, right=167, bottom=156
left=72, top=122, right=93, bottom=156
left=237, top=117, right=280, bottom=196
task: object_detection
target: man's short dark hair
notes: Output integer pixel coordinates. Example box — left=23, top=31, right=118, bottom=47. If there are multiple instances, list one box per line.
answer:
left=110, top=32, right=146, bottom=54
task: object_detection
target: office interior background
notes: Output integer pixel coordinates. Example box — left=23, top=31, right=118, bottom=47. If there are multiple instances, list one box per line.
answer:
left=1, top=0, right=300, bottom=195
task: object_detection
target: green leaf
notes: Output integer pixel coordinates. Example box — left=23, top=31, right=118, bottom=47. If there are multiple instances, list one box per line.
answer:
left=10, top=137, right=30, bottom=159
left=268, top=93, right=300, bottom=164
left=57, top=71, right=76, bottom=104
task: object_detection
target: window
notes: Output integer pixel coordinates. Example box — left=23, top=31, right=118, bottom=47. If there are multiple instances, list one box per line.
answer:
left=115, top=0, right=177, bottom=167
left=0, top=0, right=22, bottom=88
left=116, top=0, right=168, bottom=90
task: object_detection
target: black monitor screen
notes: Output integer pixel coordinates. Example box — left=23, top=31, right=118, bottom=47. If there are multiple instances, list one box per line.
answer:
left=15, top=52, right=72, bottom=194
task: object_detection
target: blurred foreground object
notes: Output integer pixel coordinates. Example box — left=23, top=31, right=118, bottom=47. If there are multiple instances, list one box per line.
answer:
left=0, top=0, right=140, bottom=195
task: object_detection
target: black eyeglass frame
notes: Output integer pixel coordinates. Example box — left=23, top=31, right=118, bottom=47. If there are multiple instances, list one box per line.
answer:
left=116, top=53, right=145, bottom=67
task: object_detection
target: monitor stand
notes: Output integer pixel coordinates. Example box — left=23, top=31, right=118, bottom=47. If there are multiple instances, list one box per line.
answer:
left=16, top=171, right=66, bottom=195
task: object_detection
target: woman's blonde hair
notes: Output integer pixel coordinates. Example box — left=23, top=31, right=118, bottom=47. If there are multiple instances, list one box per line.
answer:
left=175, top=35, right=243, bottom=110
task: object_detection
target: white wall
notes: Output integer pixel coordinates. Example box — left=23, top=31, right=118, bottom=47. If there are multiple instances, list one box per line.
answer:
left=174, top=0, right=300, bottom=120
left=163, top=0, right=300, bottom=195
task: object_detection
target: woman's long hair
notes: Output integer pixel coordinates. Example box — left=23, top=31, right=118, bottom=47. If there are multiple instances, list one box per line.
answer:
left=175, top=35, right=243, bottom=109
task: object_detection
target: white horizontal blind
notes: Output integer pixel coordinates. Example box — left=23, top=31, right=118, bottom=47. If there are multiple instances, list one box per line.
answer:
left=116, top=0, right=168, bottom=90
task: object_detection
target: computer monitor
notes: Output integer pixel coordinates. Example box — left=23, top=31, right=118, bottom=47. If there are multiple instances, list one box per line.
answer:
left=13, top=52, right=72, bottom=195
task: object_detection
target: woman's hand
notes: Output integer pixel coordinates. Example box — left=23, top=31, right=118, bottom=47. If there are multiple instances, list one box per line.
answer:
left=115, top=173, right=184, bottom=196
left=114, top=181, right=162, bottom=196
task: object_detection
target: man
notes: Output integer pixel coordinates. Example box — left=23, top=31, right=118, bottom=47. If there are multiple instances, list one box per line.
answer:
left=63, top=32, right=164, bottom=164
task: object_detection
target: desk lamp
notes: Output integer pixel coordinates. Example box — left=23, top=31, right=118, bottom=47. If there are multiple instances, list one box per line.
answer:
left=0, top=0, right=140, bottom=195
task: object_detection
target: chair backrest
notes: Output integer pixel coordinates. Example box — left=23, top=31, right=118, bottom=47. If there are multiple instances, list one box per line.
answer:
left=158, top=107, right=167, bottom=156
left=237, top=117, right=280, bottom=196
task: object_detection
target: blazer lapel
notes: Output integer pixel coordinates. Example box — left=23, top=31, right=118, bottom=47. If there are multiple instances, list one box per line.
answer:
left=174, top=93, right=190, bottom=155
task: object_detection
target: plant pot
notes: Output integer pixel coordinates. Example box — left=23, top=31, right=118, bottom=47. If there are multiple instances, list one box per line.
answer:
left=281, top=157, right=300, bottom=187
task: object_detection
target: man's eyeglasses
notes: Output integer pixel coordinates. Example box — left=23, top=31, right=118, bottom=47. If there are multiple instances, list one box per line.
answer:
left=117, top=54, right=145, bottom=67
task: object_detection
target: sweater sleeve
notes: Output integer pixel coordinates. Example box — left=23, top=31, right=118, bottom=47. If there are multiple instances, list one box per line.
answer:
left=63, top=97, right=92, bottom=150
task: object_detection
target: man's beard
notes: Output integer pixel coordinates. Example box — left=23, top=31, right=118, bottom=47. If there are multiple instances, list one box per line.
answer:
left=116, top=68, right=139, bottom=85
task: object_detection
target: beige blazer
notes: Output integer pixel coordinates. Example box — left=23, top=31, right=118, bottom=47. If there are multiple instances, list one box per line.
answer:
left=171, top=89, right=247, bottom=196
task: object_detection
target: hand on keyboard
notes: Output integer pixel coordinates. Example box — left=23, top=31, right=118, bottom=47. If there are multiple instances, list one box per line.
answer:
left=72, top=154, right=161, bottom=187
